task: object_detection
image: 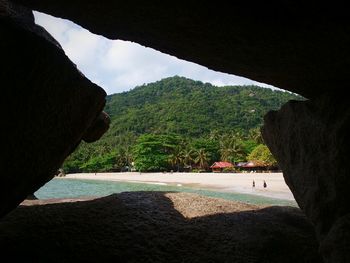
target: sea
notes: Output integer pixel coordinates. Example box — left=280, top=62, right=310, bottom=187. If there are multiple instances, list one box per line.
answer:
left=35, top=178, right=297, bottom=207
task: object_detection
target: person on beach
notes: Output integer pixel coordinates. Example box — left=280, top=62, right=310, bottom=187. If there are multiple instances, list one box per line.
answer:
left=263, top=180, right=267, bottom=188
left=252, top=180, right=255, bottom=188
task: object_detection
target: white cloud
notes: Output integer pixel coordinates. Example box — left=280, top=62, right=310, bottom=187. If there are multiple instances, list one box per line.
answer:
left=34, top=12, right=71, bottom=41
left=63, top=30, right=102, bottom=67
left=34, top=11, right=279, bottom=95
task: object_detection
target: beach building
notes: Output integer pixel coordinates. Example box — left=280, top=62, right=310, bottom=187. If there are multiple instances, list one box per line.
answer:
left=210, top=161, right=234, bottom=172
left=235, top=161, right=278, bottom=172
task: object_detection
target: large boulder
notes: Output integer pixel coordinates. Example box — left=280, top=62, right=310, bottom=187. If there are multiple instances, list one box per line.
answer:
left=262, top=94, right=350, bottom=261
left=0, top=192, right=322, bottom=262
left=0, top=1, right=108, bottom=217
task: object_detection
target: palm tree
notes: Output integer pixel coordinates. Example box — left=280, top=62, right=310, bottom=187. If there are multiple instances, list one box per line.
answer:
left=168, top=146, right=183, bottom=172
left=123, top=146, right=133, bottom=171
left=182, top=148, right=195, bottom=170
left=208, top=129, right=220, bottom=140
left=115, top=151, right=126, bottom=171
left=248, top=127, right=264, bottom=144
left=195, top=148, right=210, bottom=170
left=229, top=140, right=245, bottom=163
left=219, top=133, right=245, bottom=163
left=219, top=148, right=231, bottom=162
left=116, top=146, right=133, bottom=171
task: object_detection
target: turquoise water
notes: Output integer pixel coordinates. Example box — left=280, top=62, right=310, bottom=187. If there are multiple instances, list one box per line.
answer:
left=35, top=178, right=297, bottom=207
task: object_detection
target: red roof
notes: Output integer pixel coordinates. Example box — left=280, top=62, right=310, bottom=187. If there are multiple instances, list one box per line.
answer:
left=210, top=161, right=234, bottom=169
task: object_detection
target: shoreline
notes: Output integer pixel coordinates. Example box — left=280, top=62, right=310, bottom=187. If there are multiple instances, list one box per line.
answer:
left=64, top=172, right=295, bottom=201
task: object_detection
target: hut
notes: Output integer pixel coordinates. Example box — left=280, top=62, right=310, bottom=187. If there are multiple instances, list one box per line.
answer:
left=235, top=161, right=272, bottom=172
left=210, top=161, right=234, bottom=172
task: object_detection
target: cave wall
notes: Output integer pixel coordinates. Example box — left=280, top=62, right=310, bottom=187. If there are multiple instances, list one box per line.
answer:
left=11, top=0, right=350, bottom=98
left=0, top=1, right=108, bottom=217
left=262, top=95, right=350, bottom=261
left=1, top=0, right=350, bottom=261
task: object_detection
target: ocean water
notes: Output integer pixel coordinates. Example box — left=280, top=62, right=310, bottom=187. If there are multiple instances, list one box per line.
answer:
left=35, top=178, right=297, bottom=207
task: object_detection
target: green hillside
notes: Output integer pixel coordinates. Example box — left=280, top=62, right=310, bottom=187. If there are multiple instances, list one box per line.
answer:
left=104, top=76, right=299, bottom=136
left=63, top=76, right=302, bottom=173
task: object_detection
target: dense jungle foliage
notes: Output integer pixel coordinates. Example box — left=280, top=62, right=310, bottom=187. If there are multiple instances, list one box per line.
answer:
left=63, top=76, right=302, bottom=172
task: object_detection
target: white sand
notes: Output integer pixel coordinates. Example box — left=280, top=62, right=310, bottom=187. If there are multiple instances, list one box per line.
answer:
left=65, top=172, right=295, bottom=201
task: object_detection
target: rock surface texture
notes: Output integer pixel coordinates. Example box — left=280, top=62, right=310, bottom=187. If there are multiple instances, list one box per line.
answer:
left=0, top=192, right=322, bottom=263
left=262, top=95, right=350, bottom=262
left=0, top=1, right=108, bottom=217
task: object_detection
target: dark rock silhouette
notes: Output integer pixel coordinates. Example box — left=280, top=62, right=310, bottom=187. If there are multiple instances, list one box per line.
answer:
left=25, top=194, right=38, bottom=200
left=0, top=1, right=108, bottom=217
left=262, top=95, right=350, bottom=261
left=12, top=0, right=350, bottom=99
left=0, top=192, right=322, bottom=263
left=1, top=0, right=350, bottom=261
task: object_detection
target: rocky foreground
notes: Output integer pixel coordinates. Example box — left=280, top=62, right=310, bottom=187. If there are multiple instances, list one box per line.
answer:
left=0, top=192, right=322, bottom=262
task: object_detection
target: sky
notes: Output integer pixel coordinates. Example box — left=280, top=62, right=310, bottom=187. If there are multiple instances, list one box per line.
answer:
left=34, top=12, right=277, bottom=95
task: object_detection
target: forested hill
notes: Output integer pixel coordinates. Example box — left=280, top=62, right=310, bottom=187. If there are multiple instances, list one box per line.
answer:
left=62, top=76, right=302, bottom=173
left=104, top=76, right=300, bottom=136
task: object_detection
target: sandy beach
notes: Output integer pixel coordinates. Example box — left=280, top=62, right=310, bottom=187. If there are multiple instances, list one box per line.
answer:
left=65, top=172, right=295, bottom=201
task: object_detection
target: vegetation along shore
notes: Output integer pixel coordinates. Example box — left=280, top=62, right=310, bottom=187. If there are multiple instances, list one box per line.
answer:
left=63, top=76, right=302, bottom=173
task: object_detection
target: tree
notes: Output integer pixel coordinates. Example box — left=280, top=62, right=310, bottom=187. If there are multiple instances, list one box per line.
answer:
left=194, top=148, right=210, bottom=170
left=79, top=151, right=117, bottom=172
left=182, top=148, right=195, bottom=169
left=191, top=138, right=219, bottom=165
left=112, top=147, right=134, bottom=171
left=241, top=139, right=259, bottom=157
left=248, top=127, right=264, bottom=144
left=168, top=146, right=183, bottom=172
left=132, top=134, right=180, bottom=172
left=219, top=133, right=245, bottom=163
left=119, top=146, right=133, bottom=171
left=63, top=76, right=301, bottom=171
left=247, top=144, right=277, bottom=167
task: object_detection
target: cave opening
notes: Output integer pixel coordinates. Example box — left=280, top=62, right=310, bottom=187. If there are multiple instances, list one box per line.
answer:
left=32, top=11, right=299, bottom=205
left=2, top=1, right=349, bottom=262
